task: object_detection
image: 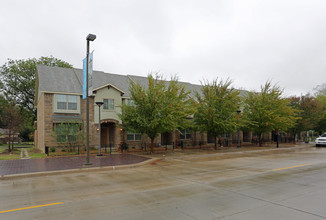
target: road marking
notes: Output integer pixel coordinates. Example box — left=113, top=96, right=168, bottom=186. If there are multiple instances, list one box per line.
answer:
left=272, top=164, right=311, bottom=171
left=0, top=202, right=64, bottom=214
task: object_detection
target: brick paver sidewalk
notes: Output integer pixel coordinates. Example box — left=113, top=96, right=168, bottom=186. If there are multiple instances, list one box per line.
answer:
left=0, top=154, right=150, bottom=176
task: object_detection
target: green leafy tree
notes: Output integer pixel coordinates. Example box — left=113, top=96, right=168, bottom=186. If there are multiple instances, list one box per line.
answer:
left=0, top=95, right=9, bottom=128
left=243, top=82, right=298, bottom=146
left=287, top=96, right=303, bottom=143
left=0, top=56, right=73, bottom=113
left=313, top=86, right=326, bottom=135
left=0, top=56, right=73, bottom=142
left=194, top=78, right=241, bottom=149
left=119, top=74, right=195, bottom=153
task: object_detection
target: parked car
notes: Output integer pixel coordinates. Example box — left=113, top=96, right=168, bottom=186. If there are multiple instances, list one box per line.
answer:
left=315, top=133, right=326, bottom=146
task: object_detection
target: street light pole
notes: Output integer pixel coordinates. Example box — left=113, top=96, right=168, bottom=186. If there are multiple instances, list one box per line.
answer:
left=237, top=110, right=241, bottom=148
left=96, top=101, right=104, bottom=156
left=85, top=33, right=96, bottom=166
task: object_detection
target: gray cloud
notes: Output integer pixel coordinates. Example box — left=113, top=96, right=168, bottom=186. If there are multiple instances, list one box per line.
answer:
left=1, top=0, right=326, bottom=96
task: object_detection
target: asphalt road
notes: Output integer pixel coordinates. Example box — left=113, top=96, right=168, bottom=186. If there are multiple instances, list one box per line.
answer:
left=1, top=147, right=326, bottom=219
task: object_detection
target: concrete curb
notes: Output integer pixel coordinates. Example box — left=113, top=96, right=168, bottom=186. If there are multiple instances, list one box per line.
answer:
left=0, top=144, right=315, bottom=180
left=145, top=144, right=315, bottom=161
left=0, top=158, right=160, bottom=180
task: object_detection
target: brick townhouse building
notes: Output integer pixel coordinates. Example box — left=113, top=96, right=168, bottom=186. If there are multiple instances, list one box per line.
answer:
left=35, top=65, right=257, bottom=152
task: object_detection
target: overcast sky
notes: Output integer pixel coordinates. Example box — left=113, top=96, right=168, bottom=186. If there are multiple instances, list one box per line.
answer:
left=1, top=0, right=326, bottom=96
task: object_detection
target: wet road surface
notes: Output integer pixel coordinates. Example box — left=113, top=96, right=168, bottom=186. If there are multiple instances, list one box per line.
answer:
left=1, top=147, right=326, bottom=219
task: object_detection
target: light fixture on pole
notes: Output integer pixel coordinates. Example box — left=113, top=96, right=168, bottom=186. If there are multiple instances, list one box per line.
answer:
left=96, top=101, right=104, bottom=156
left=237, top=110, right=241, bottom=148
left=85, top=33, right=96, bottom=166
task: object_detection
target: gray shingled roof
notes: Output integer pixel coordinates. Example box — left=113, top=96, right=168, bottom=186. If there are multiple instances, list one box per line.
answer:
left=127, top=74, right=203, bottom=98
left=36, top=65, right=133, bottom=97
left=36, top=65, right=246, bottom=102
left=37, top=65, right=82, bottom=94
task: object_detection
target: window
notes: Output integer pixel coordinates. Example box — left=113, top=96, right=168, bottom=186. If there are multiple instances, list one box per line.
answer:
left=180, top=128, right=191, bottom=140
left=55, top=123, right=79, bottom=143
left=127, top=131, right=141, bottom=141
left=57, top=95, right=77, bottom=110
left=103, top=99, right=114, bottom=110
left=221, top=133, right=229, bottom=138
left=128, top=99, right=135, bottom=106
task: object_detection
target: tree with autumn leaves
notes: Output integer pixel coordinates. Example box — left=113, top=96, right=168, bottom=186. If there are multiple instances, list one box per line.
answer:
left=120, top=74, right=195, bottom=153
left=243, top=82, right=299, bottom=146
left=193, top=78, right=242, bottom=149
left=288, top=95, right=323, bottom=142
left=121, top=77, right=303, bottom=150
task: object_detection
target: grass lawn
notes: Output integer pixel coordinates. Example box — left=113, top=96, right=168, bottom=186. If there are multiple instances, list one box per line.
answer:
left=0, top=145, right=7, bottom=153
left=0, top=154, right=21, bottom=160
left=29, top=153, right=47, bottom=159
left=0, top=143, right=47, bottom=160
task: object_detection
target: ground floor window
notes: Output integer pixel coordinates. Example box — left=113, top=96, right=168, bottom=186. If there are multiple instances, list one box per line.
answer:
left=221, top=133, right=229, bottom=138
left=55, top=123, right=80, bottom=143
left=179, top=128, right=191, bottom=140
left=127, top=131, right=141, bottom=141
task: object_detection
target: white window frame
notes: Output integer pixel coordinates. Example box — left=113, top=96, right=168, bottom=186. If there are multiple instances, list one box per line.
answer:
left=53, top=94, right=80, bottom=114
left=127, top=131, right=142, bottom=141
left=103, top=98, right=115, bottom=110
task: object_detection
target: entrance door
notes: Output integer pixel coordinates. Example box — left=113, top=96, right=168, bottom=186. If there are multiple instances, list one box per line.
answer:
left=101, top=127, right=108, bottom=147
left=108, top=122, right=116, bottom=145
left=161, top=132, right=172, bottom=145
left=101, top=122, right=116, bottom=147
left=207, top=134, right=215, bottom=144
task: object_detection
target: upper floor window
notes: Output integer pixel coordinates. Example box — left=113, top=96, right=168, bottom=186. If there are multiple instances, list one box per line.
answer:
left=103, top=99, right=114, bottom=110
left=57, top=95, right=77, bottom=110
left=127, top=99, right=135, bottom=106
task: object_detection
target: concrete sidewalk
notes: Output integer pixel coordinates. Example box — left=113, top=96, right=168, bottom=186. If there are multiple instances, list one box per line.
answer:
left=0, top=143, right=315, bottom=178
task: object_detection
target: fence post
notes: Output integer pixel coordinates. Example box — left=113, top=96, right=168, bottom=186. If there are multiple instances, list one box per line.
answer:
left=45, top=146, right=49, bottom=156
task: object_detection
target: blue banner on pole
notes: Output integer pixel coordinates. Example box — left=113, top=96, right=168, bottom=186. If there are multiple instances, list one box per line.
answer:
left=88, top=51, right=94, bottom=96
left=82, top=57, right=87, bottom=99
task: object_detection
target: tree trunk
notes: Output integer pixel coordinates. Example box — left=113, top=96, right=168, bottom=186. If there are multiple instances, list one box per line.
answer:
left=214, top=136, right=217, bottom=150
left=8, top=133, right=11, bottom=152
left=293, top=134, right=296, bottom=144
left=259, top=133, right=263, bottom=147
left=150, top=138, right=154, bottom=154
